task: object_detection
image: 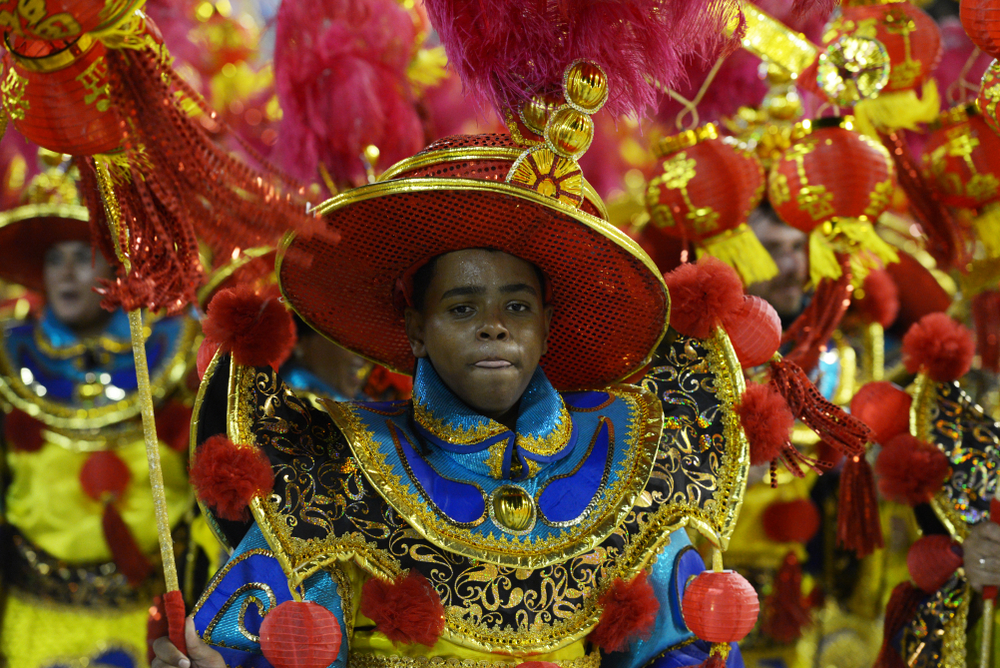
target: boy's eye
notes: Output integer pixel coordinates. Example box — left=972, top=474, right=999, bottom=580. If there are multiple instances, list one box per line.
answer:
left=450, top=304, right=473, bottom=315
left=508, top=302, right=529, bottom=312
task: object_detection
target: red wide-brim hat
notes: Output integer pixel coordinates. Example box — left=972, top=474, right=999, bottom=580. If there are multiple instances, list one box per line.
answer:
left=0, top=203, right=91, bottom=294
left=276, top=134, right=670, bottom=391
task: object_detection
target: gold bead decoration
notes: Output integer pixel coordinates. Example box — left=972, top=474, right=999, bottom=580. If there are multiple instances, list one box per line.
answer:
left=521, top=91, right=564, bottom=135
left=545, top=106, right=594, bottom=159
left=816, top=35, right=890, bottom=106
left=491, top=485, right=536, bottom=533
left=563, top=60, right=608, bottom=113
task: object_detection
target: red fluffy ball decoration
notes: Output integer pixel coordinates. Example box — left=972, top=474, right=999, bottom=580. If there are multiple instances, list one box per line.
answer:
left=907, top=535, right=963, bottom=593
left=902, top=313, right=975, bottom=382
left=189, top=435, right=274, bottom=522
left=664, top=258, right=745, bottom=339
left=762, top=499, right=821, bottom=544
left=850, top=382, right=912, bottom=445
left=260, top=601, right=343, bottom=668
left=589, top=571, right=660, bottom=653
left=4, top=409, right=46, bottom=452
left=202, top=285, right=296, bottom=369
left=875, top=434, right=951, bottom=507
left=196, top=339, right=221, bottom=380
left=738, top=382, right=795, bottom=467
left=855, top=269, right=900, bottom=328
left=360, top=571, right=445, bottom=647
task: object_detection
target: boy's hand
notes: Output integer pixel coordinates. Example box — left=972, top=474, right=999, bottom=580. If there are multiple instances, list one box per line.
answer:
left=152, top=617, right=227, bottom=668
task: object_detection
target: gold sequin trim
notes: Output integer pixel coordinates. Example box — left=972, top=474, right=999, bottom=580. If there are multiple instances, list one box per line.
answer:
left=348, top=649, right=601, bottom=668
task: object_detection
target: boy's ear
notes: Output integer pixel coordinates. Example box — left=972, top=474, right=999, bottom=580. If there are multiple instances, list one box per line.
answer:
left=404, top=308, right=428, bottom=358
left=540, top=305, right=554, bottom=357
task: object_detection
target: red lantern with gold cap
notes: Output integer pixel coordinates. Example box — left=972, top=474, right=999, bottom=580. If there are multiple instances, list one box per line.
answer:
left=1, top=34, right=124, bottom=155
left=681, top=569, right=759, bottom=667
left=644, top=123, right=776, bottom=286
left=767, top=117, right=899, bottom=285
left=960, top=0, right=1000, bottom=60
left=0, top=0, right=142, bottom=43
left=922, top=105, right=1000, bottom=257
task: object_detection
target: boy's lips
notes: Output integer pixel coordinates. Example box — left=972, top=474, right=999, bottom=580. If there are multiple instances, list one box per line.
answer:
left=474, top=359, right=513, bottom=368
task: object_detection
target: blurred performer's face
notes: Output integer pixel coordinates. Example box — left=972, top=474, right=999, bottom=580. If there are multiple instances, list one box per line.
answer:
left=43, top=240, right=113, bottom=334
left=297, top=334, right=370, bottom=399
left=747, top=207, right=808, bottom=318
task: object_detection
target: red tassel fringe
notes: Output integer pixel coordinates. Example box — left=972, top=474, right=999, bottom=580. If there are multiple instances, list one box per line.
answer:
left=874, top=583, right=925, bottom=668
left=589, top=572, right=660, bottom=653
left=189, top=435, right=274, bottom=522
left=768, top=358, right=871, bottom=461
left=761, top=552, right=812, bottom=644
left=696, top=643, right=731, bottom=668
left=360, top=571, right=445, bottom=647
left=79, top=42, right=318, bottom=314
left=837, top=454, right=884, bottom=558
left=102, top=502, right=153, bottom=586
left=781, top=255, right=852, bottom=373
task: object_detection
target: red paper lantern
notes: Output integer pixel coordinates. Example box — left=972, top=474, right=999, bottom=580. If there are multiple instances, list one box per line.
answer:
left=722, top=295, right=782, bottom=368
left=922, top=105, right=1000, bottom=256
left=767, top=118, right=897, bottom=283
left=260, top=601, right=342, bottom=668
left=907, top=535, right=962, bottom=593
left=961, top=0, right=1000, bottom=60
left=645, top=123, right=775, bottom=286
left=0, top=0, right=142, bottom=43
left=681, top=570, right=760, bottom=643
left=1, top=35, right=123, bottom=155
left=980, top=59, right=1000, bottom=136
left=823, top=0, right=941, bottom=94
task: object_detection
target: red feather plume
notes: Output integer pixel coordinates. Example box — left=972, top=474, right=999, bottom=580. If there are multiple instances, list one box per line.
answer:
left=875, top=434, right=951, bottom=507
left=423, top=0, right=742, bottom=119
left=902, top=313, right=975, bottom=382
left=189, top=435, right=274, bottom=522
left=664, top=257, right=745, bottom=339
left=361, top=571, right=445, bottom=647
left=202, top=285, right=296, bottom=369
left=589, top=572, right=660, bottom=653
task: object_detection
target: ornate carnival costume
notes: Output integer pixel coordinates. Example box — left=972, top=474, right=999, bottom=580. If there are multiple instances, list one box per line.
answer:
left=0, top=164, right=205, bottom=668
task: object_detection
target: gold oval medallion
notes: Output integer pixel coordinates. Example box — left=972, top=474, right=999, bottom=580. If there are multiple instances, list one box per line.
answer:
left=490, top=485, right=536, bottom=534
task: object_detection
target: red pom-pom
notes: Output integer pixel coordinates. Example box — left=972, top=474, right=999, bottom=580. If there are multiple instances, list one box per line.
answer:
left=850, top=382, right=912, bottom=445
left=360, top=571, right=445, bottom=647
left=907, top=535, right=963, bottom=593
left=202, top=285, right=296, bottom=369
left=4, top=409, right=46, bottom=452
left=855, top=269, right=900, bottom=328
left=902, top=313, right=975, bottom=382
left=664, top=258, right=745, bottom=339
left=738, top=382, right=795, bottom=467
left=189, top=435, right=273, bottom=522
left=260, top=601, right=342, bottom=668
left=196, top=339, right=221, bottom=380
left=589, top=572, right=660, bottom=652
left=155, top=401, right=193, bottom=453
left=762, top=499, right=821, bottom=544
left=80, top=451, right=131, bottom=501
left=875, top=434, right=951, bottom=506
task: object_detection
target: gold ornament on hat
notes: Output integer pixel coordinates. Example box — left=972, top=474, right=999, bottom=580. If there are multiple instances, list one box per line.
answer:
left=506, top=60, right=605, bottom=209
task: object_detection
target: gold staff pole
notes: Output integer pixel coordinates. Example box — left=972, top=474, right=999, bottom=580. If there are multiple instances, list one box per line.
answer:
left=93, top=160, right=186, bottom=647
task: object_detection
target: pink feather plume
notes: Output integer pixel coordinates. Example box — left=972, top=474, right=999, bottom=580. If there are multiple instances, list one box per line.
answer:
left=272, top=0, right=425, bottom=188
left=422, top=0, right=744, bottom=119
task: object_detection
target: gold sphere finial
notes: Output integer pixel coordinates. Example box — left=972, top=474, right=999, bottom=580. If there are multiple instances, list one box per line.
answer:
left=564, top=60, right=608, bottom=114
left=521, top=91, right=564, bottom=135
left=545, top=106, right=594, bottom=159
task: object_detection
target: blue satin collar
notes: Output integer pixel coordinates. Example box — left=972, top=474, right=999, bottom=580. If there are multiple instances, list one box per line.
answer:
left=411, top=359, right=574, bottom=480
left=39, top=307, right=131, bottom=349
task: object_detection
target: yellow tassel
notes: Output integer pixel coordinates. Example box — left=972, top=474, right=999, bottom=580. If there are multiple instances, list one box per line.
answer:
left=853, top=80, right=940, bottom=137
left=697, top=223, right=779, bottom=286
left=835, top=218, right=900, bottom=269
left=974, top=203, right=1000, bottom=258
left=808, top=230, right=842, bottom=286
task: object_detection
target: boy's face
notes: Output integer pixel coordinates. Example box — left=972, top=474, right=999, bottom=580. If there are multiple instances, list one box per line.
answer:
left=43, top=240, right=113, bottom=332
left=405, top=249, right=553, bottom=421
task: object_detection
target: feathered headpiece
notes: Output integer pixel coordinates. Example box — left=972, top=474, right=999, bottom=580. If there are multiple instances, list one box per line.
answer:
left=423, top=0, right=744, bottom=119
